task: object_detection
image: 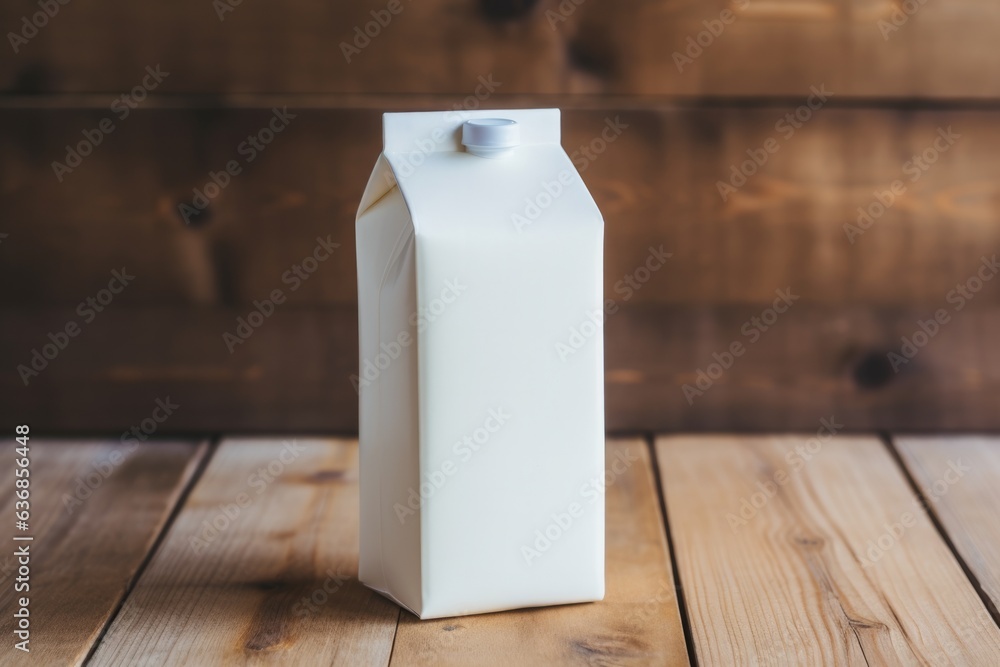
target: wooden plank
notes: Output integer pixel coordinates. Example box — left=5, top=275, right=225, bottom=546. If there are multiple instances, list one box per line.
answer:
left=389, top=438, right=688, bottom=666
left=605, top=305, right=1000, bottom=433
left=89, top=438, right=399, bottom=665
left=3, top=304, right=1000, bottom=433
left=895, top=436, right=1000, bottom=618
left=2, top=105, right=998, bottom=308
left=0, top=308, right=359, bottom=433
left=1, top=1, right=999, bottom=97
left=0, top=438, right=206, bottom=666
left=657, top=435, right=1000, bottom=665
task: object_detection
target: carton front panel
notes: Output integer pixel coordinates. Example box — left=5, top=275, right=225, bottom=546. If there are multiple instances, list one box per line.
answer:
left=416, top=229, right=605, bottom=616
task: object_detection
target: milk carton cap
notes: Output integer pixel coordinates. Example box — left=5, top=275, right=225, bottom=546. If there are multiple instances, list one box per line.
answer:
left=462, top=118, right=520, bottom=158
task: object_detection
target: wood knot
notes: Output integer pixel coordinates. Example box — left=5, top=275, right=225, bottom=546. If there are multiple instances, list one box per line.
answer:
left=309, top=469, right=346, bottom=483
left=246, top=579, right=287, bottom=591
left=566, top=35, right=617, bottom=79
left=793, top=535, right=824, bottom=549
left=12, top=63, right=52, bottom=93
left=570, top=635, right=646, bottom=661
left=852, top=350, right=895, bottom=390
left=848, top=618, right=889, bottom=632
left=479, top=0, right=537, bottom=20
left=176, top=196, right=212, bottom=228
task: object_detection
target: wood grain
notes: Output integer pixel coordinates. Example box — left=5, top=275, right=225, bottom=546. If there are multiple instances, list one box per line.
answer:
left=657, top=434, right=1000, bottom=665
left=0, top=307, right=359, bottom=434
left=0, top=439, right=206, bottom=667
left=895, top=436, right=1000, bottom=619
left=3, top=103, right=998, bottom=433
left=1, top=1, right=999, bottom=97
left=89, top=438, right=399, bottom=666
left=4, top=304, right=1000, bottom=433
left=606, top=304, right=1000, bottom=433
left=2, top=105, right=997, bottom=308
left=389, top=438, right=689, bottom=666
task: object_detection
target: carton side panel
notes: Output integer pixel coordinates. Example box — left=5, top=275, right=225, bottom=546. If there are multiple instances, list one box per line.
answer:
left=356, top=185, right=423, bottom=615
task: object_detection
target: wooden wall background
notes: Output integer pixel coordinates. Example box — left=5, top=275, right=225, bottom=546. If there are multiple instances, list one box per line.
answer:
left=1, top=0, right=997, bottom=433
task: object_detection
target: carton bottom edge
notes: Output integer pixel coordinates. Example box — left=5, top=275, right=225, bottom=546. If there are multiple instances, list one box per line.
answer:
left=363, top=583, right=605, bottom=621
left=361, top=581, right=422, bottom=618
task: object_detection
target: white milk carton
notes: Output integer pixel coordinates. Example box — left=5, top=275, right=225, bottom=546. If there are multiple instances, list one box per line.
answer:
left=355, top=109, right=604, bottom=619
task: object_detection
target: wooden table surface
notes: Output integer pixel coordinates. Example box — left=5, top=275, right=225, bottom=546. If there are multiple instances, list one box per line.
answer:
left=2, top=435, right=999, bottom=666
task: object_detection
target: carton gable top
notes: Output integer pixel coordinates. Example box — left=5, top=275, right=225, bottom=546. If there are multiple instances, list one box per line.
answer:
left=357, top=109, right=603, bottom=237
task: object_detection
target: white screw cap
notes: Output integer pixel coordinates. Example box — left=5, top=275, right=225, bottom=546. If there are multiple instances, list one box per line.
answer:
left=462, top=118, right=520, bottom=158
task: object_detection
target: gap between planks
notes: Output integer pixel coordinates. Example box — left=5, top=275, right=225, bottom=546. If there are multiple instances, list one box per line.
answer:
left=890, top=435, right=1000, bottom=627
left=388, top=438, right=687, bottom=666
left=0, top=438, right=210, bottom=667
left=657, top=433, right=1000, bottom=665
left=87, top=437, right=688, bottom=666
left=88, top=438, right=402, bottom=665
left=78, top=434, right=1000, bottom=666
left=647, top=434, right=700, bottom=667
left=82, top=436, right=219, bottom=666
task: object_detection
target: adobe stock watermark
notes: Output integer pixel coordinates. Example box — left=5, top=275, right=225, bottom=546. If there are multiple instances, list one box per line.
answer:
left=511, top=169, right=578, bottom=233
left=292, top=565, right=352, bottom=617
left=212, top=0, right=247, bottom=21
left=672, top=0, right=750, bottom=73
left=223, top=235, right=340, bottom=353
left=409, top=620, right=463, bottom=664
left=630, top=579, right=678, bottom=625
left=877, top=0, right=930, bottom=40
left=756, top=628, right=809, bottom=664
left=340, top=0, right=413, bottom=63
left=861, top=458, right=969, bottom=567
left=7, top=0, right=73, bottom=54
left=179, top=107, right=296, bottom=224
left=682, top=288, right=799, bottom=405
left=513, top=116, right=628, bottom=233
left=61, top=397, right=180, bottom=514
left=928, top=608, right=995, bottom=666
left=555, top=245, right=671, bottom=361
left=189, top=440, right=306, bottom=554
left=717, top=85, right=833, bottom=202
left=393, top=407, right=512, bottom=524
left=350, top=278, right=467, bottom=392
left=51, top=65, right=169, bottom=182
left=569, top=115, right=628, bottom=174
left=844, top=126, right=960, bottom=244
left=16, top=268, right=135, bottom=386
left=0, top=555, right=17, bottom=588
left=385, top=75, right=503, bottom=183
left=545, top=0, right=585, bottom=29
left=521, top=445, right=639, bottom=565
left=887, top=254, right=998, bottom=372
left=725, top=417, right=844, bottom=531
